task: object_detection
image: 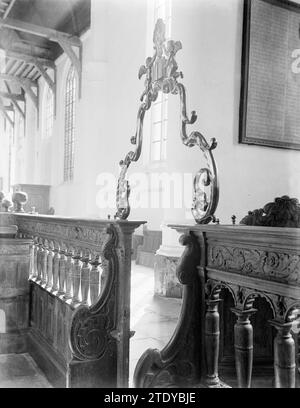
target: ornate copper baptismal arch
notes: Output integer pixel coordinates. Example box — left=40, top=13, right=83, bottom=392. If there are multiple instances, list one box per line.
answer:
left=115, top=19, right=219, bottom=224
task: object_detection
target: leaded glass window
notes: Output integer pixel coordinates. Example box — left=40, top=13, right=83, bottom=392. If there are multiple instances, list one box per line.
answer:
left=64, top=65, right=76, bottom=182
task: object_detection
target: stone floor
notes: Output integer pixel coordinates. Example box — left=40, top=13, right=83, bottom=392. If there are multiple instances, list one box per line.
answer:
left=129, top=263, right=182, bottom=386
left=0, top=353, right=52, bottom=388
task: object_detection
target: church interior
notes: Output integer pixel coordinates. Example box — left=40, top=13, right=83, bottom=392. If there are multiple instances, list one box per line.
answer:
left=0, top=0, right=299, bottom=389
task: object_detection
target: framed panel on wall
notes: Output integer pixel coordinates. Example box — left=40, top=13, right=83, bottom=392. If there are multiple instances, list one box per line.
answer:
left=239, top=0, right=300, bottom=150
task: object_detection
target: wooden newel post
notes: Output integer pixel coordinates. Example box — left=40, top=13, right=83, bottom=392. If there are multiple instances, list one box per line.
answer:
left=231, top=308, right=256, bottom=388
left=269, top=320, right=296, bottom=388
left=205, top=298, right=221, bottom=386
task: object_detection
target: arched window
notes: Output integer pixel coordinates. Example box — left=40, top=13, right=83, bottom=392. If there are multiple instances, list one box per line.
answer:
left=150, top=0, right=172, bottom=162
left=44, top=86, right=54, bottom=139
left=64, top=65, right=76, bottom=182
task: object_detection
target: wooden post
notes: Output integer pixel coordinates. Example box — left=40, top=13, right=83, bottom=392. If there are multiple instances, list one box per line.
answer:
left=90, top=256, right=100, bottom=305
left=46, top=242, right=54, bottom=290
left=36, top=239, right=43, bottom=283
left=64, top=249, right=73, bottom=300
left=58, top=248, right=66, bottom=297
left=51, top=246, right=59, bottom=294
left=231, top=308, right=256, bottom=388
left=80, top=256, right=90, bottom=305
left=31, top=239, right=38, bottom=281
left=205, top=298, right=221, bottom=386
left=71, top=252, right=81, bottom=304
left=269, top=320, right=296, bottom=388
left=41, top=242, right=48, bottom=287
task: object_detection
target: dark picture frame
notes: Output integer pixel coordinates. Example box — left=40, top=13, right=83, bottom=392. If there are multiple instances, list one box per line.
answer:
left=239, top=0, right=300, bottom=150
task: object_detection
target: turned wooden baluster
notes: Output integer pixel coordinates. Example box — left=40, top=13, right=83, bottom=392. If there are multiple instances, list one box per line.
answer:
left=58, top=244, right=67, bottom=297
left=81, top=253, right=91, bottom=305
left=90, top=254, right=101, bottom=305
left=205, top=286, right=221, bottom=387
left=46, top=241, right=54, bottom=290
left=270, top=319, right=296, bottom=388
left=32, top=237, right=39, bottom=281
left=28, top=240, right=33, bottom=278
left=29, top=238, right=37, bottom=280
left=51, top=243, right=60, bottom=294
left=71, top=250, right=82, bottom=304
left=231, top=307, right=256, bottom=388
left=65, top=247, right=74, bottom=300
left=41, top=240, right=49, bottom=287
left=36, top=238, right=44, bottom=283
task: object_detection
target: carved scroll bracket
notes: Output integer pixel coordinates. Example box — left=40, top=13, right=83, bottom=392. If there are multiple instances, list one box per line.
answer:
left=115, top=18, right=219, bottom=224
left=133, top=231, right=204, bottom=388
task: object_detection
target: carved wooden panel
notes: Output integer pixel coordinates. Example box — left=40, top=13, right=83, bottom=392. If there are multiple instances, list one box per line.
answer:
left=208, top=245, right=300, bottom=286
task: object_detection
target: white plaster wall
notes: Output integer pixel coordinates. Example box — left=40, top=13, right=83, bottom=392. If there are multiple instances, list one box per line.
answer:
left=167, top=0, right=300, bottom=225
left=49, top=0, right=148, bottom=217
left=0, top=116, right=9, bottom=191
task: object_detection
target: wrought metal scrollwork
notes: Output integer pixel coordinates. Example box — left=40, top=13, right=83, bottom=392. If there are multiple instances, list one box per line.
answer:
left=115, top=19, right=219, bottom=223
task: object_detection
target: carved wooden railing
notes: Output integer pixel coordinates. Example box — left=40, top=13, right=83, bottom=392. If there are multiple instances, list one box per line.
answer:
left=10, top=213, right=145, bottom=388
left=134, top=198, right=300, bottom=388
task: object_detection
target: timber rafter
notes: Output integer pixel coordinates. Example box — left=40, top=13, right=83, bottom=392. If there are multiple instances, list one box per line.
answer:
left=0, top=16, right=82, bottom=98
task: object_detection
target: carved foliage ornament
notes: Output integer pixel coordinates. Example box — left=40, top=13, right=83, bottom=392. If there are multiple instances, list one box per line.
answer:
left=240, top=196, right=300, bottom=228
left=17, top=219, right=109, bottom=248
left=209, top=245, right=300, bottom=285
left=115, top=19, right=219, bottom=224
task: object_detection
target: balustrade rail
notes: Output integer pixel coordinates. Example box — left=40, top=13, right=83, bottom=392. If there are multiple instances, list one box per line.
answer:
left=0, top=212, right=144, bottom=388
left=134, top=223, right=300, bottom=388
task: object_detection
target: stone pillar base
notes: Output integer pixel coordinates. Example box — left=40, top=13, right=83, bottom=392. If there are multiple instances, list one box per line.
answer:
left=154, top=254, right=182, bottom=298
left=0, top=238, right=31, bottom=354
left=0, top=330, right=28, bottom=354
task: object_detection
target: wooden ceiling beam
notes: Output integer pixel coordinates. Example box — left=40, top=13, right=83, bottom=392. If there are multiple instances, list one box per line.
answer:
left=4, top=81, right=25, bottom=118
left=3, top=0, right=16, bottom=19
left=0, top=17, right=81, bottom=47
left=1, top=49, right=55, bottom=68
left=0, top=95, right=14, bottom=126
left=0, top=73, right=36, bottom=88
left=0, top=91, right=24, bottom=101
left=0, top=73, right=38, bottom=110
left=35, top=60, right=55, bottom=92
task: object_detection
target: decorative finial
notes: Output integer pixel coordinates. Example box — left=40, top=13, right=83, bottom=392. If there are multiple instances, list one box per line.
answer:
left=0, top=191, right=4, bottom=205
left=2, top=198, right=13, bottom=212
left=231, top=215, right=236, bottom=225
left=30, top=206, right=37, bottom=214
left=12, top=191, right=28, bottom=213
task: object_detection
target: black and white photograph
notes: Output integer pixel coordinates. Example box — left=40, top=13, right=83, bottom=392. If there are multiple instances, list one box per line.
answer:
left=0, top=0, right=299, bottom=393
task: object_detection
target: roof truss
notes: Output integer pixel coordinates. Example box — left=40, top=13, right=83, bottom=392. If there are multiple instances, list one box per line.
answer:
left=0, top=2, right=83, bottom=127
